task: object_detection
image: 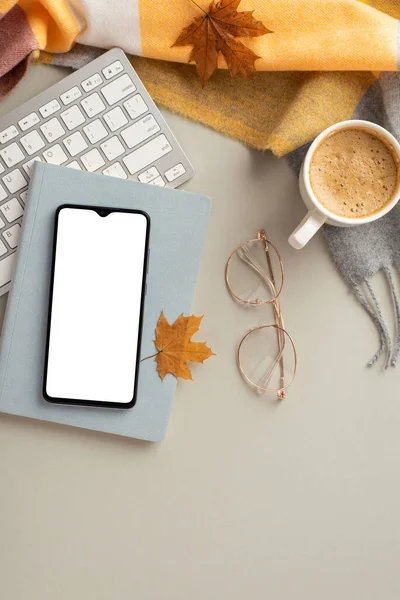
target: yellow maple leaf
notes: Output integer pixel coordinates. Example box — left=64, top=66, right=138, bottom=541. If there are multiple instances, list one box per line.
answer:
left=152, top=312, right=215, bottom=381
left=172, top=0, right=272, bottom=86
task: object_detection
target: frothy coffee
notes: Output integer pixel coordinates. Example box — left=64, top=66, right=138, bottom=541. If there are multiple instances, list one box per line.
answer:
left=309, top=128, right=399, bottom=218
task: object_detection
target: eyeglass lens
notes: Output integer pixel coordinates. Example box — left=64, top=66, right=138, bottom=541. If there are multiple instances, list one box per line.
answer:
left=227, top=239, right=283, bottom=304
left=239, top=325, right=296, bottom=392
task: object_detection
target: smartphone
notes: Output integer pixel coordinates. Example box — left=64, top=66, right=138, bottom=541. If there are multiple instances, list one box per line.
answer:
left=43, top=205, right=150, bottom=409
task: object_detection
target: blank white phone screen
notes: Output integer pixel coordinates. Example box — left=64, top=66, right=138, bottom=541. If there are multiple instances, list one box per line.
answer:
left=45, top=207, right=148, bottom=404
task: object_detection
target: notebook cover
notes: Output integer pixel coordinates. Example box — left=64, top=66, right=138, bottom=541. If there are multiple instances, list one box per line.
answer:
left=0, top=163, right=211, bottom=441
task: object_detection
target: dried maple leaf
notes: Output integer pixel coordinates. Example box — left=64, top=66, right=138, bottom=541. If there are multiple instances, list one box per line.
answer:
left=172, top=0, right=272, bottom=85
left=151, top=312, right=214, bottom=381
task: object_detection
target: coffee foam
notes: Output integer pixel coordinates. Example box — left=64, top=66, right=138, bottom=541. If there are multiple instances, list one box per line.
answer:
left=309, top=128, right=399, bottom=218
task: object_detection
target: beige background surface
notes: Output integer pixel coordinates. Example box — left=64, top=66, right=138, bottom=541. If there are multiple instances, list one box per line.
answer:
left=1, top=65, right=400, bottom=599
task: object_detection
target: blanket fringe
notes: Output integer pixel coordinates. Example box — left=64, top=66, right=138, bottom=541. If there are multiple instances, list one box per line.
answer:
left=384, top=268, right=400, bottom=366
left=353, top=270, right=400, bottom=369
left=353, top=281, right=391, bottom=369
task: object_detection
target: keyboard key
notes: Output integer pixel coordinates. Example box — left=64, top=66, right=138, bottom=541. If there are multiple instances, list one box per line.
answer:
left=66, top=161, right=81, bottom=170
left=138, top=166, right=160, bottom=183
left=60, top=86, right=82, bottom=105
left=123, top=134, right=173, bottom=175
left=0, top=125, right=18, bottom=144
left=121, top=115, right=160, bottom=149
left=102, top=162, right=127, bottom=179
left=149, top=176, right=165, bottom=187
left=20, top=130, right=45, bottom=156
left=43, top=144, right=68, bottom=165
left=0, top=198, right=24, bottom=222
left=2, top=169, right=27, bottom=193
left=102, top=60, right=124, bottom=80
left=101, top=74, right=136, bottom=105
left=18, top=112, right=40, bottom=132
left=123, top=95, right=148, bottom=120
left=165, top=163, right=186, bottom=182
left=0, top=142, right=25, bottom=167
left=0, top=184, right=7, bottom=202
left=39, top=99, right=61, bottom=118
left=0, top=161, right=4, bottom=175
left=81, top=148, right=105, bottom=172
left=83, top=119, right=107, bottom=144
left=40, top=118, right=65, bottom=142
left=23, top=156, right=42, bottom=178
left=20, top=190, right=28, bottom=205
left=81, top=93, right=105, bottom=118
left=3, top=224, right=20, bottom=248
left=0, top=252, right=16, bottom=289
left=0, top=239, right=7, bottom=257
left=82, top=73, right=102, bottom=92
left=60, top=105, right=85, bottom=131
left=63, top=132, right=88, bottom=157
left=103, top=107, right=128, bottom=132
left=100, top=136, right=125, bottom=161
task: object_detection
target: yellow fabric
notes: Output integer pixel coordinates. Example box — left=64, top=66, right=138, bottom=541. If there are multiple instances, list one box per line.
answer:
left=133, top=0, right=400, bottom=154
left=0, top=0, right=79, bottom=52
left=360, top=0, right=400, bottom=18
left=37, top=49, right=54, bottom=64
left=7, top=0, right=400, bottom=155
left=127, top=58, right=376, bottom=156
left=139, top=0, right=398, bottom=71
left=0, top=0, right=18, bottom=11
left=3, top=0, right=400, bottom=69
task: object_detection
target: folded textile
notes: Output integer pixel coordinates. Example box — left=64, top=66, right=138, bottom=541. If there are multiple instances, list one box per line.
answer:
left=2, top=0, right=400, bottom=72
left=1, top=1, right=400, bottom=154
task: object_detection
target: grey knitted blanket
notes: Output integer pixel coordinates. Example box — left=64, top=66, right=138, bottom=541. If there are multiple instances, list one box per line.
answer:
left=288, top=73, right=400, bottom=369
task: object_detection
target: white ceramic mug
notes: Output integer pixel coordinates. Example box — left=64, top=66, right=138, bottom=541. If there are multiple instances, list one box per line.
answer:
left=288, top=120, right=400, bottom=249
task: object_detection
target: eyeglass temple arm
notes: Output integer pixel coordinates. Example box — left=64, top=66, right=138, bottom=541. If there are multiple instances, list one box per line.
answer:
left=273, top=302, right=286, bottom=399
left=260, top=232, right=286, bottom=399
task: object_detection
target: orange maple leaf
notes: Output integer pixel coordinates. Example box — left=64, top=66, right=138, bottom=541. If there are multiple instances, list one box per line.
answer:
left=151, top=312, right=215, bottom=381
left=172, top=0, right=272, bottom=85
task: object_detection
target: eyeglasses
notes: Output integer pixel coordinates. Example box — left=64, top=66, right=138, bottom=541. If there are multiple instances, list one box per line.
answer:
left=225, top=230, right=297, bottom=399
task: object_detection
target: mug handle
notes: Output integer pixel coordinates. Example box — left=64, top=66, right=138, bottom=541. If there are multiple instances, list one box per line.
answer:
left=289, top=210, right=326, bottom=249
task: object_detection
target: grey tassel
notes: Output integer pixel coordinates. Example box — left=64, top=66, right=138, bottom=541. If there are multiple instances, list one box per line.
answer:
left=384, top=268, right=400, bottom=366
left=353, top=283, right=389, bottom=368
left=365, top=280, right=392, bottom=369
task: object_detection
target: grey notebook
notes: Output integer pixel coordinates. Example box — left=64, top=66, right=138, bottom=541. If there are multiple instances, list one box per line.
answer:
left=0, top=163, right=211, bottom=441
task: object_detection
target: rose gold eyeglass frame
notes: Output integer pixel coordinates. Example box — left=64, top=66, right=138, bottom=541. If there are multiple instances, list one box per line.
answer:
left=225, top=230, right=297, bottom=400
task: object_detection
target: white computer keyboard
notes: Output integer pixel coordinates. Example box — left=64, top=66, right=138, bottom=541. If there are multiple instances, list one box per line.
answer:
left=0, top=48, right=194, bottom=295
